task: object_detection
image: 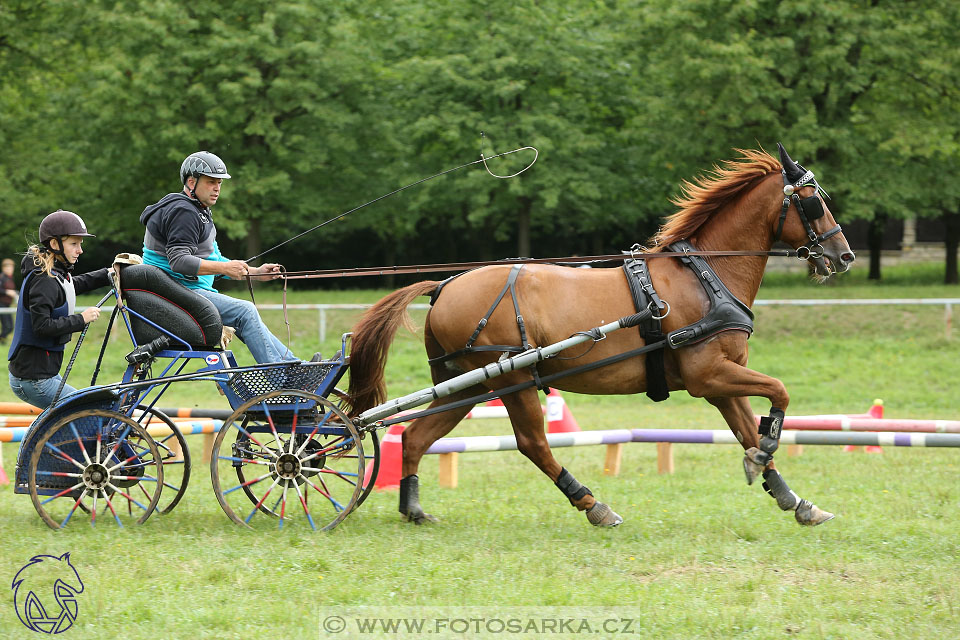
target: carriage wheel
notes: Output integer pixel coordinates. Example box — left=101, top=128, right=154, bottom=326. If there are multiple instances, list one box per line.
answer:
left=210, top=390, right=365, bottom=531
left=136, top=407, right=191, bottom=514
left=231, top=391, right=377, bottom=517
left=232, top=414, right=282, bottom=518
left=354, top=428, right=379, bottom=511
left=329, top=387, right=378, bottom=512
left=28, top=410, right=164, bottom=529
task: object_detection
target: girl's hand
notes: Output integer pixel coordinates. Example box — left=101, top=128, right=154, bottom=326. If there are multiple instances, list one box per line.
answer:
left=80, top=307, right=101, bottom=323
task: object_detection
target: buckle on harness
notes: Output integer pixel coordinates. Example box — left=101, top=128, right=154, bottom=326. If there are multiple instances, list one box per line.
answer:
left=649, top=299, right=670, bottom=320
left=667, top=329, right=689, bottom=348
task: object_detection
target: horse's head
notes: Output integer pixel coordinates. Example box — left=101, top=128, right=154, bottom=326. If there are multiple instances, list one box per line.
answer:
left=775, top=143, right=855, bottom=278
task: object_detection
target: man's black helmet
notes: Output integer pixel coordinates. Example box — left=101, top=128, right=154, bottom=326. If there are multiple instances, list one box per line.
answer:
left=39, top=210, right=95, bottom=243
left=180, top=151, right=231, bottom=185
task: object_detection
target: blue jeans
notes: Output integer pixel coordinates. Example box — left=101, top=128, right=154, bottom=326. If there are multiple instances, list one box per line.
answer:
left=195, top=289, right=298, bottom=363
left=9, top=373, right=77, bottom=410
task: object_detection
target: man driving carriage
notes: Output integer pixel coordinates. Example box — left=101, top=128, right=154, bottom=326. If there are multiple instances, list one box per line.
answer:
left=140, top=151, right=320, bottom=364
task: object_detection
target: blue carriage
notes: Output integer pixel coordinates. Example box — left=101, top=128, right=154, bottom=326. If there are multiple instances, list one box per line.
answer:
left=15, top=263, right=376, bottom=531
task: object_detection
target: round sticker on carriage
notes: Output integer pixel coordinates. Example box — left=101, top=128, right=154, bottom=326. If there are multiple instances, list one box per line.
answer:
left=12, top=553, right=85, bottom=634
left=205, top=354, right=220, bottom=365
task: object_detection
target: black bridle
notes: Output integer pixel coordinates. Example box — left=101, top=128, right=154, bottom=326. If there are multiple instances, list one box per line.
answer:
left=773, top=167, right=842, bottom=260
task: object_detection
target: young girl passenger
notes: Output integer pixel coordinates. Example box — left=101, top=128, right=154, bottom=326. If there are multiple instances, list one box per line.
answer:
left=8, top=210, right=112, bottom=408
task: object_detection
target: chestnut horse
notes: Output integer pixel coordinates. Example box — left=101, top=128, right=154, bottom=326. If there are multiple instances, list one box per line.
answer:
left=347, top=144, right=855, bottom=527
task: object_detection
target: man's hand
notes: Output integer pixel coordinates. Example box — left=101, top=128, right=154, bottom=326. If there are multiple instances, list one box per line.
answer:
left=250, top=263, right=283, bottom=280
left=220, top=260, right=251, bottom=280
left=80, top=307, right=101, bottom=323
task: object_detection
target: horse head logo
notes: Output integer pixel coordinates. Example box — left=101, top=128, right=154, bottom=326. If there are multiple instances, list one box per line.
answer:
left=11, top=553, right=85, bottom=634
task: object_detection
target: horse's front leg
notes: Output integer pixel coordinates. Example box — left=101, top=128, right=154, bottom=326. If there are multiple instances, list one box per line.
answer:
left=500, top=388, right=622, bottom=527
left=684, top=351, right=788, bottom=478
left=707, top=395, right=833, bottom=526
left=688, top=360, right=834, bottom=527
left=703, top=394, right=775, bottom=485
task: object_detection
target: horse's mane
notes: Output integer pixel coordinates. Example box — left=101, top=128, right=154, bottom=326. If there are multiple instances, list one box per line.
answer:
left=648, top=148, right=781, bottom=251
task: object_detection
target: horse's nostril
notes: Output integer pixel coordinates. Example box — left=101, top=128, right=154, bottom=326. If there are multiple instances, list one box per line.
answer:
left=840, top=252, right=855, bottom=264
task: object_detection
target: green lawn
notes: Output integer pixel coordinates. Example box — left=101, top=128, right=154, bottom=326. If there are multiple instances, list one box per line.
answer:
left=1, top=263, right=958, bottom=639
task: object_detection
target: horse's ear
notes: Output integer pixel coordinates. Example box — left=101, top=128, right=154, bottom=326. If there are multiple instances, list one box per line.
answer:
left=777, top=142, right=804, bottom=183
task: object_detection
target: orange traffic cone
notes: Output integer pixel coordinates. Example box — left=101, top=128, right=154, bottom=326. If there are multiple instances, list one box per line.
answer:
left=864, top=398, right=884, bottom=452
left=485, top=397, right=505, bottom=407
left=846, top=399, right=885, bottom=452
left=546, top=389, right=580, bottom=433
left=363, top=423, right=405, bottom=490
left=0, top=442, right=9, bottom=486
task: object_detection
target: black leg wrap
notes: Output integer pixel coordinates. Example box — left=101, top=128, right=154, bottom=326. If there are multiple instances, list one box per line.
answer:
left=555, top=468, right=592, bottom=506
left=758, top=407, right=785, bottom=455
left=399, top=474, right=419, bottom=516
left=761, top=469, right=800, bottom=511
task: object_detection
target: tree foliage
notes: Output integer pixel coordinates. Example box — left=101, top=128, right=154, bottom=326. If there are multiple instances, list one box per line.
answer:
left=1, top=0, right=957, bottom=281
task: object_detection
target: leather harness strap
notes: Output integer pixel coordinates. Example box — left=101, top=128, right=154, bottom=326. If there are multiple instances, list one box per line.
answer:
left=622, top=256, right=670, bottom=402
left=428, top=265, right=546, bottom=390
left=664, top=240, right=755, bottom=348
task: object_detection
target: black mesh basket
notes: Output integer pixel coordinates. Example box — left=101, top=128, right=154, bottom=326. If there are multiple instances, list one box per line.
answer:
left=227, top=362, right=335, bottom=406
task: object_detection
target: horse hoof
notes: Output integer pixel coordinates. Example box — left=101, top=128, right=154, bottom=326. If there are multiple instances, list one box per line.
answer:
left=586, top=502, right=623, bottom=527
left=403, top=510, right=439, bottom=525
left=742, top=448, right=769, bottom=485
left=794, top=499, right=835, bottom=526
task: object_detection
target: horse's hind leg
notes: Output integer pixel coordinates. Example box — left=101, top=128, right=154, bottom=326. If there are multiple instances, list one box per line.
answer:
left=501, top=388, right=622, bottom=527
left=398, top=387, right=479, bottom=524
left=707, top=395, right=834, bottom=526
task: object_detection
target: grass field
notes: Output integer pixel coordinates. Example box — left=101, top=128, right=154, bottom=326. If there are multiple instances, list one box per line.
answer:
left=1, top=262, right=958, bottom=639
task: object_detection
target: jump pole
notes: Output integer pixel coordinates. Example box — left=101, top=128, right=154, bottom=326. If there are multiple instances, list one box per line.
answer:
left=424, top=428, right=960, bottom=487
left=0, top=419, right=223, bottom=472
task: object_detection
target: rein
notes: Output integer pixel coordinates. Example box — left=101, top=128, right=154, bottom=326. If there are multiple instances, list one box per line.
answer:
left=274, top=248, right=799, bottom=281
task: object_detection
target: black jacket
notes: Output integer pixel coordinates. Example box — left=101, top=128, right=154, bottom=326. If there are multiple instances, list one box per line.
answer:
left=8, top=254, right=110, bottom=379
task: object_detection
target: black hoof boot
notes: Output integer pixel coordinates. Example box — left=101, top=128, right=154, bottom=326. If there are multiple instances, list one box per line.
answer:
left=399, top=474, right=438, bottom=524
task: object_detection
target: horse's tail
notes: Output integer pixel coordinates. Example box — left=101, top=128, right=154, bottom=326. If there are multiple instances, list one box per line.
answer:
left=347, top=280, right=439, bottom=417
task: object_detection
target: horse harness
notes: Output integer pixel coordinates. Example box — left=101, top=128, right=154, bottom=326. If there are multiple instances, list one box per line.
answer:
left=775, top=166, right=842, bottom=259
left=622, top=240, right=755, bottom=401
left=428, top=264, right=547, bottom=390
left=428, top=240, right=755, bottom=402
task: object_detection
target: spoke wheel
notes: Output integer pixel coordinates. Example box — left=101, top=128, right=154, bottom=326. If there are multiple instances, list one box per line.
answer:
left=28, top=410, right=163, bottom=530
left=233, top=415, right=281, bottom=518
left=210, top=390, right=364, bottom=531
left=136, top=407, right=191, bottom=514
left=329, top=387, right=378, bottom=512
left=354, top=428, right=379, bottom=511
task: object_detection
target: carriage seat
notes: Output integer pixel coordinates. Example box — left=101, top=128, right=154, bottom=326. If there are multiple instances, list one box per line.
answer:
left=118, top=263, right=224, bottom=349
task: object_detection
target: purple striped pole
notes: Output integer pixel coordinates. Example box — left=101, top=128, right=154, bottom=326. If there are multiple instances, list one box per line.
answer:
left=423, top=428, right=960, bottom=455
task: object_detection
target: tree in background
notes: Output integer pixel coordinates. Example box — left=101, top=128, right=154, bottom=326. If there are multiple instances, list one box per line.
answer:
left=0, top=1, right=93, bottom=257
left=361, top=0, right=649, bottom=261
left=64, top=1, right=389, bottom=267
left=1, top=0, right=957, bottom=283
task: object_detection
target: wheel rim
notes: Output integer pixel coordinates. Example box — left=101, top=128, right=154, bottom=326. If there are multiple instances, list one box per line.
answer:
left=211, top=390, right=364, bottom=531
left=28, top=410, right=164, bottom=529
left=353, top=429, right=379, bottom=511
left=136, top=407, right=191, bottom=515
left=329, top=387, right=377, bottom=512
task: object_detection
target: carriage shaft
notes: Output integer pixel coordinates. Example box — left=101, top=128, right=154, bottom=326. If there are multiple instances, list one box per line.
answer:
left=356, top=312, right=649, bottom=426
